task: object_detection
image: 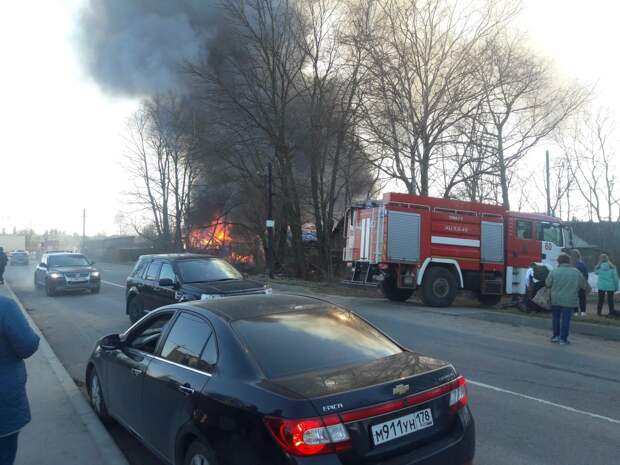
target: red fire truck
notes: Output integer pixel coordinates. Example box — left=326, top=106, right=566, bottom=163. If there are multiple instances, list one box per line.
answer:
left=343, top=193, right=573, bottom=307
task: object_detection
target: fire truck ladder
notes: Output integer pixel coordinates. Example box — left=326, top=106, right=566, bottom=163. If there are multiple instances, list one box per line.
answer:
left=481, top=270, right=503, bottom=295
left=349, top=261, right=374, bottom=286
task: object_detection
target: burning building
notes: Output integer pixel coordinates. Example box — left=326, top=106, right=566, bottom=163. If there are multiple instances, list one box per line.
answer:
left=189, top=217, right=257, bottom=267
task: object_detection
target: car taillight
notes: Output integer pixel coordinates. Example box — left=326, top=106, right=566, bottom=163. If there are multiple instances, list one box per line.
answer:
left=264, top=415, right=352, bottom=456
left=449, top=376, right=468, bottom=413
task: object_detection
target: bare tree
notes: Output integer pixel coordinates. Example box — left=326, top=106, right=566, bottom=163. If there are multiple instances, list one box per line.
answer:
left=557, top=109, right=620, bottom=221
left=295, top=0, right=372, bottom=277
left=124, top=96, right=198, bottom=250
left=188, top=0, right=309, bottom=276
left=356, top=0, right=518, bottom=196
left=474, top=33, right=588, bottom=208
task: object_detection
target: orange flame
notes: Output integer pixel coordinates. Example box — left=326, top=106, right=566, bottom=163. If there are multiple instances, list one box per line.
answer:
left=190, top=221, right=232, bottom=249
left=189, top=217, right=255, bottom=266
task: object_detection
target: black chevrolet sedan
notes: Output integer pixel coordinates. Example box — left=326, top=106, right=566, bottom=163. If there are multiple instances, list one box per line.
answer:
left=87, top=295, right=474, bottom=465
left=125, top=254, right=268, bottom=323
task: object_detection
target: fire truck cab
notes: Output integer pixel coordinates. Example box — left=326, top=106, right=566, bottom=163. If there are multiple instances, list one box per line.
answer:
left=343, top=193, right=572, bottom=307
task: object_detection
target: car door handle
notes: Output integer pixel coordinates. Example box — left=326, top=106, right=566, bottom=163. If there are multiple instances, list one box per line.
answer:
left=131, top=368, right=143, bottom=377
left=178, top=384, right=195, bottom=395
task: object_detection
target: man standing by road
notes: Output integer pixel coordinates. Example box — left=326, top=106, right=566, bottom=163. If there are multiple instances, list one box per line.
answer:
left=0, top=295, right=40, bottom=465
left=545, top=253, right=587, bottom=345
left=0, top=248, right=7, bottom=284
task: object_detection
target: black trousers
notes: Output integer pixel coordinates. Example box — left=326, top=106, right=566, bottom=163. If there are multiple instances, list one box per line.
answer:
left=578, top=289, right=586, bottom=313
left=597, top=290, right=615, bottom=315
left=0, top=265, right=5, bottom=283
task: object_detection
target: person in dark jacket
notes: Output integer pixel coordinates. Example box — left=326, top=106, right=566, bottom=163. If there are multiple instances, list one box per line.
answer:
left=570, top=250, right=589, bottom=316
left=0, top=248, right=8, bottom=284
left=0, top=296, right=40, bottom=465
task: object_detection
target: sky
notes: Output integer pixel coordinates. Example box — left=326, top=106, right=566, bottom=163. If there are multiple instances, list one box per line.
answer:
left=0, top=0, right=618, bottom=236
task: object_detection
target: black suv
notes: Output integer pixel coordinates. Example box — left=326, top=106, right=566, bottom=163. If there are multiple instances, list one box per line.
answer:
left=34, top=252, right=101, bottom=296
left=125, top=254, right=269, bottom=323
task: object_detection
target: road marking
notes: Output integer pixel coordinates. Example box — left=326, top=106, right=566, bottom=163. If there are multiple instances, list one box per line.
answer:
left=102, top=280, right=125, bottom=289
left=469, top=380, right=620, bottom=425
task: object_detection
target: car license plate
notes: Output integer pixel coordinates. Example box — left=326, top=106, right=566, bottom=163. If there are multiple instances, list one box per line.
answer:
left=67, top=277, right=87, bottom=283
left=371, top=408, right=434, bottom=446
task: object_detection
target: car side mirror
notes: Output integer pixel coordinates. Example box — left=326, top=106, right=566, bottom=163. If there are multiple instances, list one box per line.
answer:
left=90, top=260, right=96, bottom=265
left=39, top=262, right=47, bottom=268
left=159, top=278, right=175, bottom=287
left=101, top=334, right=122, bottom=351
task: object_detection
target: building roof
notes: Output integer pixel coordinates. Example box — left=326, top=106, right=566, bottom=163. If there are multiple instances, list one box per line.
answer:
left=571, top=232, right=598, bottom=249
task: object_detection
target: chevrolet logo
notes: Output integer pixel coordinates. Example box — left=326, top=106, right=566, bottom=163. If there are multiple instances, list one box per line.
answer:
left=392, top=383, right=410, bottom=396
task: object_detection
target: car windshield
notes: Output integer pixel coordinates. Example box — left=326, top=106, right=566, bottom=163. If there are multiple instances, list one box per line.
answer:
left=177, top=258, right=242, bottom=283
left=232, top=306, right=402, bottom=378
left=48, top=254, right=90, bottom=267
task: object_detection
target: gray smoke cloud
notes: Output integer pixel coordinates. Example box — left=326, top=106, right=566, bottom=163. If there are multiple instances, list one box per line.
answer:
left=77, top=0, right=221, bottom=97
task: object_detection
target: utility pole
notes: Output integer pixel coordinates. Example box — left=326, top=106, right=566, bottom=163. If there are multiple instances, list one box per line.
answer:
left=545, top=150, right=551, bottom=216
left=82, top=208, right=86, bottom=252
left=266, top=162, right=274, bottom=279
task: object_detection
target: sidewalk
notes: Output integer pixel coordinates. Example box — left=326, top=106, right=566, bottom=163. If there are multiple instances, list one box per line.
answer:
left=1, top=283, right=129, bottom=465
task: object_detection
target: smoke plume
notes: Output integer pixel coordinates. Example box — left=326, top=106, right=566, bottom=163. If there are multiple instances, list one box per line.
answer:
left=77, top=0, right=221, bottom=97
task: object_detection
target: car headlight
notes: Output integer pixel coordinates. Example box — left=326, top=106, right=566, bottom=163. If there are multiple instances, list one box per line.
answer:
left=201, top=293, right=224, bottom=300
left=264, top=286, right=273, bottom=295
left=49, top=272, right=63, bottom=279
left=91, top=271, right=100, bottom=277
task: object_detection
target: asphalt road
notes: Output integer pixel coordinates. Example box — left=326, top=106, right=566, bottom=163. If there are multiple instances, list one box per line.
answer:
left=6, top=262, right=620, bottom=465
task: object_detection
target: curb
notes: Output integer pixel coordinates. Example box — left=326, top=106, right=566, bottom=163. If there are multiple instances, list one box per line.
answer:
left=4, top=282, right=131, bottom=465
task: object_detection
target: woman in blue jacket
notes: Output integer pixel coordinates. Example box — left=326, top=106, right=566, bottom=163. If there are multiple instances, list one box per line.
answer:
left=0, top=296, right=40, bottom=465
left=595, top=254, right=619, bottom=318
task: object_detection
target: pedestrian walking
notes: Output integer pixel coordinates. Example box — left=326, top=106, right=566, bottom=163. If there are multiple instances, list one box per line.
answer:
left=594, top=254, right=619, bottom=318
left=545, top=253, right=587, bottom=345
left=570, top=250, right=589, bottom=316
left=0, top=248, right=8, bottom=285
left=0, top=296, right=40, bottom=465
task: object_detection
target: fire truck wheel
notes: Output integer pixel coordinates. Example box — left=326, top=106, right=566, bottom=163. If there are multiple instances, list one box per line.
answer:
left=421, top=267, right=457, bottom=307
left=478, top=293, right=502, bottom=307
left=380, top=278, right=414, bottom=302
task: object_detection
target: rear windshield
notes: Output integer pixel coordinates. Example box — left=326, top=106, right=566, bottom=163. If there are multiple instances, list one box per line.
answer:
left=48, top=254, right=90, bottom=267
left=177, top=258, right=242, bottom=283
left=232, top=307, right=402, bottom=378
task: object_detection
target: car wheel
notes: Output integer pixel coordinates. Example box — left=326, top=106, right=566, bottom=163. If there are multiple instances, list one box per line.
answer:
left=45, top=280, right=56, bottom=297
left=380, top=277, right=414, bottom=302
left=128, top=296, right=145, bottom=324
left=91, top=286, right=101, bottom=294
left=89, top=368, right=111, bottom=423
left=184, top=440, right=218, bottom=465
left=421, top=267, right=458, bottom=307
